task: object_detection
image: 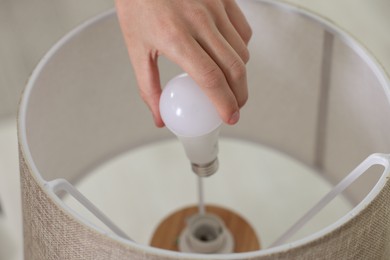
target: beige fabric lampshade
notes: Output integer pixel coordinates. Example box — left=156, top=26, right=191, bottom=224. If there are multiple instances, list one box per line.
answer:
left=18, top=0, right=390, bottom=259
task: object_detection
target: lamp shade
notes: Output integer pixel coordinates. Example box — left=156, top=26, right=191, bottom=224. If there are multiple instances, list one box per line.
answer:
left=18, top=0, right=390, bottom=259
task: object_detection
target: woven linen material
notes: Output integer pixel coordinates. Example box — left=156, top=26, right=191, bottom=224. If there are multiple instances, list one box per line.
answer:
left=264, top=184, right=390, bottom=260
left=20, top=147, right=390, bottom=260
left=20, top=149, right=146, bottom=260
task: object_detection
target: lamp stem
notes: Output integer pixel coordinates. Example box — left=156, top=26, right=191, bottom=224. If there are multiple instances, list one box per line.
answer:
left=198, top=176, right=205, bottom=215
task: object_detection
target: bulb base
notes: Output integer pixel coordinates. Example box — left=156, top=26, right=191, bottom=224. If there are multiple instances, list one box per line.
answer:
left=191, top=158, right=219, bottom=177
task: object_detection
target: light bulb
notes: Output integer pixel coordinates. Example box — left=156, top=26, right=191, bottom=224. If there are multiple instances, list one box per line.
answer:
left=160, top=73, right=222, bottom=177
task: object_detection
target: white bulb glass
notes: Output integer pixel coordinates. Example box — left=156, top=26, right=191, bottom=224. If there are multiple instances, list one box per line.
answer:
left=160, top=74, right=222, bottom=176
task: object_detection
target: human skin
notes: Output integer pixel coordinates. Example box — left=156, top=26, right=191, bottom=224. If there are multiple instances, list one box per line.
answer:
left=115, top=0, right=252, bottom=127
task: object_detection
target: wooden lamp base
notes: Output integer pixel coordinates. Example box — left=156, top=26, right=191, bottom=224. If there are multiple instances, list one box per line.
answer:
left=150, top=205, right=261, bottom=253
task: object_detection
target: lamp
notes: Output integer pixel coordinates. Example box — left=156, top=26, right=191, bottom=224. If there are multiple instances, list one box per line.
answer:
left=18, top=1, right=390, bottom=259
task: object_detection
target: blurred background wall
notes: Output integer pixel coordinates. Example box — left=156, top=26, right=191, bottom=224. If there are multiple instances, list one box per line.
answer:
left=0, top=0, right=113, bottom=119
left=0, top=0, right=389, bottom=120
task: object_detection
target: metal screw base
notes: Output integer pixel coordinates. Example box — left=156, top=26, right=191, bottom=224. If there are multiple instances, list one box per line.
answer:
left=191, top=158, right=219, bottom=177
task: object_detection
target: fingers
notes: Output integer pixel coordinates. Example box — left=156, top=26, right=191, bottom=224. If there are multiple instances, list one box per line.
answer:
left=162, top=34, right=240, bottom=124
left=117, top=0, right=252, bottom=126
left=196, top=23, right=248, bottom=109
left=217, top=20, right=250, bottom=64
left=160, top=5, right=249, bottom=123
left=223, top=0, right=253, bottom=45
left=130, top=51, right=165, bottom=127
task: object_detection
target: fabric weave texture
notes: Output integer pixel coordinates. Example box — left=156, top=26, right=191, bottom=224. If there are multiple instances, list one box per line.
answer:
left=19, top=147, right=390, bottom=260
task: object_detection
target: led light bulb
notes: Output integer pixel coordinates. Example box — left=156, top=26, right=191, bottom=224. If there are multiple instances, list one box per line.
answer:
left=160, top=73, right=222, bottom=177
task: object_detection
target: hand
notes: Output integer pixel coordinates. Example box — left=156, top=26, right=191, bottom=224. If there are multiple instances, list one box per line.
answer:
left=115, top=0, right=252, bottom=127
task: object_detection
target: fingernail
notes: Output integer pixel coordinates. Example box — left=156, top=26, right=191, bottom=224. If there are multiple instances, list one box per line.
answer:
left=154, top=117, right=165, bottom=128
left=228, top=110, right=240, bottom=125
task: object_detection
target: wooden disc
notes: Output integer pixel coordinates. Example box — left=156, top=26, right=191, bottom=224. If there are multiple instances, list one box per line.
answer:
left=150, top=205, right=260, bottom=253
